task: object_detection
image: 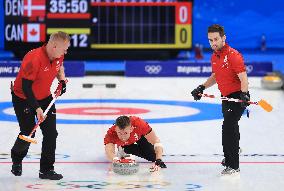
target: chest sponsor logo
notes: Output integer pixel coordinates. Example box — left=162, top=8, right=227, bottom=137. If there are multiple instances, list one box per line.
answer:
left=221, top=55, right=229, bottom=68
left=43, top=66, right=49, bottom=72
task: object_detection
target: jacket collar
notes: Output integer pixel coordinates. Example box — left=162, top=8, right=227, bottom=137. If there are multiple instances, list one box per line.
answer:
left=214, top=43, right=229, bottom=57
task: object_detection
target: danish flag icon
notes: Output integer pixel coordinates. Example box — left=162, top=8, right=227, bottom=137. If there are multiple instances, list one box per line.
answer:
left=23, top=0, right=46, bottom=17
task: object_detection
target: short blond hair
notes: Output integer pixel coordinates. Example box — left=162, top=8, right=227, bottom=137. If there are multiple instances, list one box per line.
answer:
left=49, top=31, right=70, bottom=43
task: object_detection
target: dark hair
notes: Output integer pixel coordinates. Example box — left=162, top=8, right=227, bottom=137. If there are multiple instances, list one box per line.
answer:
left=208, top=24, right=225, bottom=37
left=115, top=116, right=130, bottom=129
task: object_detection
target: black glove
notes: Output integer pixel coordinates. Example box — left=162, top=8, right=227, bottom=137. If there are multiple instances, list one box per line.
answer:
left=155, top=159, right=167, bottom=168
left=240, top=91, right=250, bottom=108
left=59, top=80, right=66, bottom=96
left=191, top=85, right=205, bottom=101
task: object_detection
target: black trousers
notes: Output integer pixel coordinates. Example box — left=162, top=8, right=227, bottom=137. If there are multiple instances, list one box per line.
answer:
left=122, top=136, right=156, bottom=162
left=11, top=93, right=57, bottom=172
left=222, top=91, right=245, bottom=170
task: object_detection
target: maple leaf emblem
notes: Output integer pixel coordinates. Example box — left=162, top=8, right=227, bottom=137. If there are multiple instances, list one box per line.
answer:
left=29, top=28, right=38, bottom=36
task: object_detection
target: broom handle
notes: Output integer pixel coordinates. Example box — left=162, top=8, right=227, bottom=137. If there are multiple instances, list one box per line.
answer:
left=28, top=96, right=57, bottom=136
left=28, top=79, right=67, bottom=136
left=201, top=93, right=258, bottom=105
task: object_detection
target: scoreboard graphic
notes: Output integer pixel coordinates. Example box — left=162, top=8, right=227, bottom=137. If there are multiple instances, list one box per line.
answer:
left=4, top=0, right=192, bottom=51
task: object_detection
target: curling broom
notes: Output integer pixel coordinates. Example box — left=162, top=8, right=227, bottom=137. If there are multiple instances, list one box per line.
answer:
left=201, top=93, right=273, bottom=112
left=19, top=80, right=68, bottom=144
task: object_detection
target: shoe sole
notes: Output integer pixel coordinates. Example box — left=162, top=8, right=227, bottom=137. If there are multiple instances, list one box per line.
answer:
left=39, top=175, right=63, bottom=180
left=220, top=172, right=240, bottom=179
left=11, top=170, right=22, bottom=176
left=11, top=172, right=22, bottom=176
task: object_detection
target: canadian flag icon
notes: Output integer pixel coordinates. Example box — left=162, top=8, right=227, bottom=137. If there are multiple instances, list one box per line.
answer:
left=23, top=24, right=46, bottom=42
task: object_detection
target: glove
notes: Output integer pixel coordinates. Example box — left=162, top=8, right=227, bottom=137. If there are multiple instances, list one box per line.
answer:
left=191, top=85, right=205, bottom=101
left=150, top=159, right=167, bottom=172
left=59, top=80, right=66, bottom=96
left=240, top=91, right=250, bottom=108
left=155, top=159, right=167, bottom=168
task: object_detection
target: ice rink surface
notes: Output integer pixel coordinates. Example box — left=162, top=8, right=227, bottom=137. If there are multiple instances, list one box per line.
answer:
left=0, top=76, right=283, bottom=191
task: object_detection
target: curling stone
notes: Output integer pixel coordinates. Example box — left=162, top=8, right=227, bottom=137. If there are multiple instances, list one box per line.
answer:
left=113, top=158, right=139, bottom=175
left=261, top=75, right=283, bottom=90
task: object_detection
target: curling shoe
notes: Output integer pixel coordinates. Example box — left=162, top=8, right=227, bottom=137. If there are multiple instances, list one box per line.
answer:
left=11, top=163, right=22, bottom=176
left=39, top=170, right=63, bottom=180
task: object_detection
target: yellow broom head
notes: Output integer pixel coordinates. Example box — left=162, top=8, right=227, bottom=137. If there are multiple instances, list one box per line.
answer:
left=258, top=99, right=273, bottom=112
left=18, top=135, right=37, bottom=144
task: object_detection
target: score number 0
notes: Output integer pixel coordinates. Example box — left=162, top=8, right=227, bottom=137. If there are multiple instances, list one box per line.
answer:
left=177, top=5, right=190, bottom=44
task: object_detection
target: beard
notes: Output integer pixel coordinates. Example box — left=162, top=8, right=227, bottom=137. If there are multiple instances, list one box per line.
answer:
left=212, top=44, right=223, bottom=51
left=120, top=136, right=130, bottom=142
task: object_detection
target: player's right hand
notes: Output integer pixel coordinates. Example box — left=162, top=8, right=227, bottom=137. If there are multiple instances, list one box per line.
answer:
left=150, top=159, right=167, bottom=172
left=36, top=107, right=45, bottom=122
left=191, top=85, right=205, bottom=101
left=240, top=91, right=250, bottom=108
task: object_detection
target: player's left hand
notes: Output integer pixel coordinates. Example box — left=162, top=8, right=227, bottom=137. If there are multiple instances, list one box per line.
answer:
left=59, top=80, right=66, bottom=96
left=191, top=85, right=205, bottom=101
left=150, top=159, right=167, bottom=172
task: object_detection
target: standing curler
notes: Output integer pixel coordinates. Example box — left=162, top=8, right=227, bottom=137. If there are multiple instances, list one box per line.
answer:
left=10, top=31, right=70, bottom=180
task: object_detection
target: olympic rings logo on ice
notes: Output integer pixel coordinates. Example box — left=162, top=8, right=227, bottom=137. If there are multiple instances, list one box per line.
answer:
left=145, top=65, right=162, bottom=74
left=26, top=180, right=172, bottom=190
left=246, top=65, right=254, bottom=74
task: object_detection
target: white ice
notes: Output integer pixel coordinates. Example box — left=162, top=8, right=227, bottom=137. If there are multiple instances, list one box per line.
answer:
left=0, top=76, right=283, bottom=191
